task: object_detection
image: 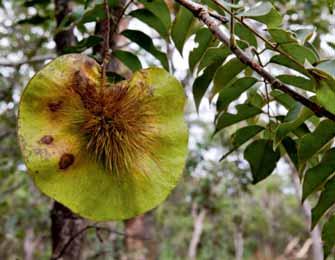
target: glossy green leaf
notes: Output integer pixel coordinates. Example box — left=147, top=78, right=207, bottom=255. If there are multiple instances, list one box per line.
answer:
left=322, top=215, right=335, bottom=258
left=122, top=30, right=169, bottom=70
left=282, top=137, right=299, bottom=169
left=213, top=58, right=247, bottom=96
left=220, top=125, right=264, bottom=161
left=275, top=107, right=313, bottom=145
left=217, top=77, right=257, bottom=111
left=232, top=125, right=265, bottom=148
left=298, top=120, right=335, bottom=163
left=302, top=148, right=335, bottom=201
left=270, top=55, right=308, bottom=75
left=189, top=28, right=214, bottom=72
left=171, top=6, right=194, bottom=54
left=215, top=104, right=263, bottom=133
left=244, top=139, right=280, bottom=184
left=276, top=74, right=315, bottom=92
left=79, top=4, right=106, bottom=24
left=271, top=90, right=297, bottom=110
left=129, top=9, right=168, bottom=38
left=312, top=176, right=335, bottom=228
left=113, top=50, right=142, bottom=72
left=239, top=2, right=282, bottom=27
left=280, top=43, right=318, bottom=64
left=235, top=23, right=257, bottom=47
left=316, top=79, right=335, bottom=114
left=197, top=46, right=230, bottom=73
left=138, top=0, right=171, bottom=29
left=193, top=61, right=222, bottom=111
left=268, top=28, right=297, bottom=44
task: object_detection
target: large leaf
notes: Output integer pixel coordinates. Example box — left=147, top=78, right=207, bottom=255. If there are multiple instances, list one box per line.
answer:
left=220, top=125, right=265, bottom=160
left=270, top=55, right=308, bottom=76
left=276, top=74, right=315, bottom=92
left=129, top=9, right=168, bottom=38
left=197, top=46, right=230, bottom=73
left=316, top=78, right=335, bottom=114
left=138, top=0, right=171, bottom=29
left=244, top=139, right=280, bottom=184
left=113, top=50, right=142, bottom=72
left=312, top=176, right=335, bottom=228
left=239, top=2, right=282, bottom=27
left=302, top=148, right=335, bottom=201
left=322, top=216, right=335, bottom=258
left=217, top=77, right=257, bottom=111
left=189, top=28, right=214, bottom=72
left=280, top=43, right=318, bottom=65
left=282, top=137, right=299, bottom=170
left=298, top=120, right=335, bottom=163
left=171, top=6, right=194, bottom=54
left=193, top=61, right=222, bottom=111
left=213, top=58, right=247, bottom=96
left=275, top=106, right=313, bottom=145
left=268, top=28, right=297, bottom=44
left=122, top=30, right=169, bottom=70
left=235, top=23, right=257, bottom=47
left=215, top=104, right=263, bottom=133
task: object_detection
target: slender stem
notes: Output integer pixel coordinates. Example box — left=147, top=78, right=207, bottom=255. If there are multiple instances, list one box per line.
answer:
left=101, top=0, right=111, bottom=86
left=211, top=0, right=306, bottom=71
left=175, top=0, right=335, bottom=121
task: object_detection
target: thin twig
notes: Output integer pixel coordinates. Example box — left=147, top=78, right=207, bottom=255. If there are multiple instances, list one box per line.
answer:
left=101, top=0, right=111, bottom=86
left=175, top=0, right=335, bottom=121
left=52, top=224, right=150, bottom=260
left=211, top=0, right=306, bottom=71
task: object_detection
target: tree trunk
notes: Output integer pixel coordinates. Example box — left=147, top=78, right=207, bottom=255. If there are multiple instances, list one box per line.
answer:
left=50, top=1, right=86, bottom=260
left=187, top=204, right=207, bottom=260
left=234, top=223, right=244, bottom=260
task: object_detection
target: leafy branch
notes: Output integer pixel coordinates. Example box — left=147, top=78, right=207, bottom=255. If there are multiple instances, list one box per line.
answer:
left=175, top=0, right=335, bottom=121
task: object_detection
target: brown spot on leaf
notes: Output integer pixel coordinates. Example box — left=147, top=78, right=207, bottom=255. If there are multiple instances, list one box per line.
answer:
left=59, top=153, right=75, bottom=170
left=40, top=135, right=53, bottom=145
left=48, top=101, right=63, bottom=112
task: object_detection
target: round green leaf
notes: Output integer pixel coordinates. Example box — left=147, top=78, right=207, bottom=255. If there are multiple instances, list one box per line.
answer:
left=17, top=54, right=188, bottom=221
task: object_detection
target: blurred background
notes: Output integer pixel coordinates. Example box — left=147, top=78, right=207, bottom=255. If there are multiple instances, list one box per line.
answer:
left=0, top=0, right=334, bottom=259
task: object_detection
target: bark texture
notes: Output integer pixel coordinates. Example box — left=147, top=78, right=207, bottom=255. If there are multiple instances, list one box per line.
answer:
left=51, top=1, right=86, bottom=260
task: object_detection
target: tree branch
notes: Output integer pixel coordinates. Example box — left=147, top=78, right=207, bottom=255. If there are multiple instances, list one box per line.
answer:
left=175, top=0, right=335, bottom=121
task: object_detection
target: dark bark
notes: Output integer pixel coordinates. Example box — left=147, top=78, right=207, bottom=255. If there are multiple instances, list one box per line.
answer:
left=54, top=0, right=76, bottom=55
left=50, top=202, right=86, bottom=260
left=51, top=1, right=86, bottom=260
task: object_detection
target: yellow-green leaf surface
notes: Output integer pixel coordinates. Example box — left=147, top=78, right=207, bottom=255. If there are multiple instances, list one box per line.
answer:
left=18, top=54, right=188, bottom=221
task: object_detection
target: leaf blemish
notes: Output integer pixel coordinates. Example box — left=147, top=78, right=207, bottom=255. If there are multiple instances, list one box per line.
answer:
left=59, top=153, right=75, bottom=170
left=48, top=101, right=63, bottom=112
left=40, top=135, right=54, bottom=145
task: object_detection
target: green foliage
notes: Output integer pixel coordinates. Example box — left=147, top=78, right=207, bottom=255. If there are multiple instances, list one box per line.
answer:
left=2, top=0, right=335, bottom=257
left=244, top=139, right=280, bottom=184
